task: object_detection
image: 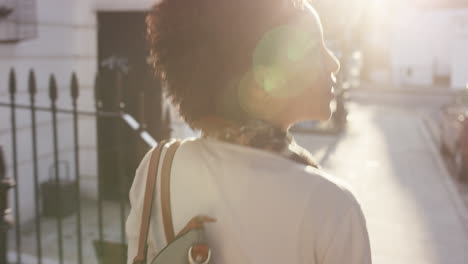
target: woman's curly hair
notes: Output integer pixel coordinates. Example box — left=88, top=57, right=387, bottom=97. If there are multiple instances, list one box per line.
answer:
left=146, top=0, right=307, bottom=131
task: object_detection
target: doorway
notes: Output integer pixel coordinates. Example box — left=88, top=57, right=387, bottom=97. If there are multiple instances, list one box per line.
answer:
left=97, top=11, right=163, bottom=200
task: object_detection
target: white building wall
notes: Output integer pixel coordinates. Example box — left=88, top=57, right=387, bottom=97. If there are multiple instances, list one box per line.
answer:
left=451, top=38, right=468, bottom=90
left=390, top=8, right=468, bottom=88
left=0, top=0, right=97, bottom=226
left=0, top=0, right=193, bottom=225
left=451, top=14, right=468, bottom=89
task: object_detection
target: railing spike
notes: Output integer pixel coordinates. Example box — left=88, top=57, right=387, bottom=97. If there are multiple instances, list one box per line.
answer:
left=49, top=74, right=58, bottom=101
left=115, top=71, right=124, bottom=111
left=28, top=69, right=36, bottom=96
left=94, top=73, right=101, bottom=102
left=8, top=68, right=16, bottom=95
left=71, top=72, right=79, bottom=99
left=0, top=146, right=5, bottom=177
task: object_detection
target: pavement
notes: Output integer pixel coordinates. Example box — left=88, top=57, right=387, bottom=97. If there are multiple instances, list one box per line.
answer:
left=356, top=82, right=459, bottom=96
left=420, top=108, right=468, bottom=220
left=293, top=98, right=468, bottom=264
left=8, top=198, right=126, bottom=264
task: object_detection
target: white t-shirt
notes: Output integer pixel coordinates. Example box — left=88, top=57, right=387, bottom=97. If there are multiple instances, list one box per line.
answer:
left=126, top=137, right=371, bottom=264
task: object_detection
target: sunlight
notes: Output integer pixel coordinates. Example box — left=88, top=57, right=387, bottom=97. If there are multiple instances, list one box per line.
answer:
left=368, top=0, right=391, bottom=19
left=252, top=23, right=321, bottom=98
left=373, top=0, right=387, bottom=6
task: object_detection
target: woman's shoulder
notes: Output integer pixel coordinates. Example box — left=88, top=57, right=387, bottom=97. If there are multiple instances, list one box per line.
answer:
left=188, top=137, right=357, bottom=192
left=301, top=166, right=362, bottom=210
left=136, top=137, right=361, bottom=210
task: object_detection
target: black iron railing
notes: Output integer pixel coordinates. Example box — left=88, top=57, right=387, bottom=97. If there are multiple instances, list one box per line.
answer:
left=0, top=68, right=171, bottom=264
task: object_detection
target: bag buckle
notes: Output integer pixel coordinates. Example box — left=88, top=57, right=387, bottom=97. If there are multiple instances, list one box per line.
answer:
left=188, top=244, right=211, bottom=264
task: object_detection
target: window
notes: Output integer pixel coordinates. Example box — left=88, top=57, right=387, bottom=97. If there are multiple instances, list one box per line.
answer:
left=0, top=0, right=37, bottom=43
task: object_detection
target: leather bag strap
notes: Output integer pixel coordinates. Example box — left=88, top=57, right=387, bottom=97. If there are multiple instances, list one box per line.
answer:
left=161, top=140, right=181, bottom=243
left=133, top=140, right=169, bottom=264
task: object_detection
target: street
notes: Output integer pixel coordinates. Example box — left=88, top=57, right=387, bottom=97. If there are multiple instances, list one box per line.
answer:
left=294, top=92, right=468, bottom=264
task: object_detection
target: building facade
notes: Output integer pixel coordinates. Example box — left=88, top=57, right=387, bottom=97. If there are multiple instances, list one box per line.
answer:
left=391, top=7, right=468, bottom=89
left=0, top=0, right=195, bottom=226
left=364, top=1, right=468, bottom=90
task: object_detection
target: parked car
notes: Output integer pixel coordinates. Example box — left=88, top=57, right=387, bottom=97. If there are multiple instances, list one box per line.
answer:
left=440, top=90, right=468, bottom=181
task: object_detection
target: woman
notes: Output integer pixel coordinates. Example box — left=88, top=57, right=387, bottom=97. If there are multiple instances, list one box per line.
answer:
left=126, top=0, right=371, bottom=263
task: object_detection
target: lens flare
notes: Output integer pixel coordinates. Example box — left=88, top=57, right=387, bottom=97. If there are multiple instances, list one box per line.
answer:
left=252, top=22, right=321, bottom=98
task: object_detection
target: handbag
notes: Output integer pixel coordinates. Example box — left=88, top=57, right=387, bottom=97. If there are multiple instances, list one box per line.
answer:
left=132, top=139, right=215, bottom=264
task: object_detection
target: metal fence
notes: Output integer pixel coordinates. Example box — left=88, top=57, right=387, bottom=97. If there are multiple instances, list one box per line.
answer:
left=0, top=68, right=170, bottom=264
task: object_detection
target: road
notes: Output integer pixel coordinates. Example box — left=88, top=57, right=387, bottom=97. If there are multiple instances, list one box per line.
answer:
left=293, top=94, right=468, bottom=264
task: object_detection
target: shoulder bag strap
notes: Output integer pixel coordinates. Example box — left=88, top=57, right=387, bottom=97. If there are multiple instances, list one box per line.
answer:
left=133, top=140, right=169, bottom=264
left=161, top=139, right=181, bottom=243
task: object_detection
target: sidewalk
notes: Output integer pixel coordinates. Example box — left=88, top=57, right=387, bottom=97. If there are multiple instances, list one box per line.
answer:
left=8, top=198, right=125, bottom=264
left=355, top=82, right=458, bottom=96
left=293, top=102, right=468, bottom=264
left=420, top=109, right=468, bottom=214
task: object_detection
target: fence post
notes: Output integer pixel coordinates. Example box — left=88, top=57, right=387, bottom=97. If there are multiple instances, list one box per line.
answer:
left=93, top=73, right=105, bottom=261
left=115, top=71, right=127, bottom=264
left=29, top=69, right=43, bottom=264
left=0, top=146, right=15, bottom=264
left=49, top=74, right=64, bottom=264
left=71, top=72, right=83, bottom=264
left=9, top=68, right=21, bottom=264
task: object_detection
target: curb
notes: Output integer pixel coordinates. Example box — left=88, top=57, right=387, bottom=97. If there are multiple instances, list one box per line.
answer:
left=420, top=113, right=441, bottom=148
left=419, top=117, right=468, bottom=236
